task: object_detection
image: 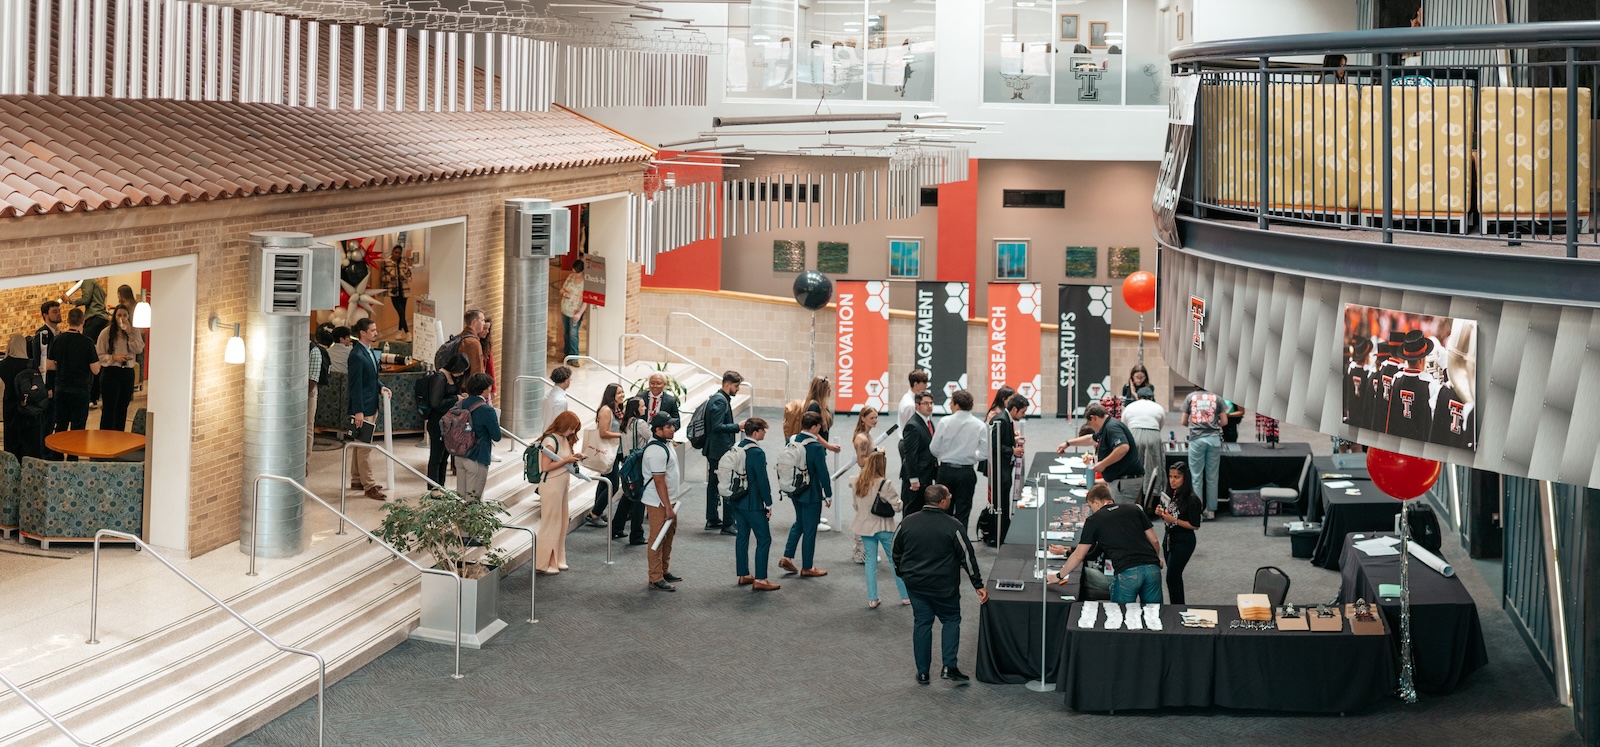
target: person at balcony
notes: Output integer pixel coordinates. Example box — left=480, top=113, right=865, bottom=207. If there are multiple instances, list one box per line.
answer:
left=850, top=406, right=883, bottom=563
left=95, top=305, right=143, bottom=432
left=733, top=417, right=780, bottom=592
left=47, top=308, right=101, bottom=442
left=1, top=335, right=39, bottom=459
left=347, top=318, right=390, bottom=500
left=1120, top=365, right=1151, bottom=407
left=931, top=389, right=985, bottom=533
left=585, top=382, right=625, bottom=530
left=1321, top=54, right=1348, bottom=84
left=1057, top=402, right=1145, bottom=505
left=534, top=410, right=582, bottom=575
left=899, top=391, right=938, bottom=517
left=853, top=451, right=907, bottom=609
left=1122, top=386, right=1166, bottom=502
left=424, top=355, right=469, bottom=486
left=328, top=325, right=352, bottom=375
left=703, top=371, right=744, bottom=534
left=779, top=411, right=833, bottom=578
left=643, top=372, right=680, bottom=422
left=1181, top=386, right=1226, bottom=520
left=899, top=368, right=930, bottom=429
left=560, top=259, right=588, bottom=361
left=643, top=411, right=685, bottom=591
left=1384, top=331, right=1436, bottom=443
left=543, top=365, right=572, bottom=431
left=612, top=396, right=650, bottom=545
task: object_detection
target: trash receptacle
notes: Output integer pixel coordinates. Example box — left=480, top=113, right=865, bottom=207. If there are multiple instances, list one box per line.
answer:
left=1288, top=521, right=1321, bottom=559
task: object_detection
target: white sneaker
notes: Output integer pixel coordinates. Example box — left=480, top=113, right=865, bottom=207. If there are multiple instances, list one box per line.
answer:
left=492, top=453, right=504, bottom=463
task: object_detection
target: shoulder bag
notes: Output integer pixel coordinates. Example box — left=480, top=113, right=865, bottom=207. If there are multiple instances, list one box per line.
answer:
left=869, top=479, right=897, bottom=518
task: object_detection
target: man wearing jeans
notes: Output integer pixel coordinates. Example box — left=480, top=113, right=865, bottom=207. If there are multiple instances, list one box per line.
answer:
left=1050, top=485, right=1164, bottom=603
left=1182, top=387, right=1227, bottom=520
left=891, top=485, right=989, bottom=686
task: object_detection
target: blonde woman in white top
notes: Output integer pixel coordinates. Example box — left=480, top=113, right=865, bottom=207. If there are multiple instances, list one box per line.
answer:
left=95, top=304, right=144, bottom=431
left=852, top=451, right=908, bottom=608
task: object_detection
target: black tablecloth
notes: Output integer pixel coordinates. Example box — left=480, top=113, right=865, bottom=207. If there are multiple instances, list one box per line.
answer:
left=1337, top=532, right=1489, bottom=694
left=975, top=543, right=1081, bottom=684
left=1054, top=603, right=1395, bottom=713
left=1165, top=442, right=1313, bottom=507
left=1311, top=478, right=1402, bottom=569
left=1305, top=456, right=1370, bottom=523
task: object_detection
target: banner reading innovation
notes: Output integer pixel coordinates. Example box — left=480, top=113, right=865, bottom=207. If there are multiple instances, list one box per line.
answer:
left=1057, top=285, right=1112, bottom=418
left=835, top=280, right=890, bottom=413
left=914, top=281, right=968, bottom=414
left=986, top=282, right=1042, bottom=416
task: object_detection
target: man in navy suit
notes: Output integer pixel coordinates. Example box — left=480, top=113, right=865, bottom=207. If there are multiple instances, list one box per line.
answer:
left=732, top=417, right=780, bottom=591
left=347, top=318, right=390, bottom=500
left=779, top=411, right=833, bottom=577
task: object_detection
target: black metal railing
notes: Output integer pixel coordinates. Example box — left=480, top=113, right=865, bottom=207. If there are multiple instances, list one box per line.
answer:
left=1171, top=22, right=1600, bottom=258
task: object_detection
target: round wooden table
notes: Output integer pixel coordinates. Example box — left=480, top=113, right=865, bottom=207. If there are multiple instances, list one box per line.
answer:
left=45, top=430, right=147, bottom=459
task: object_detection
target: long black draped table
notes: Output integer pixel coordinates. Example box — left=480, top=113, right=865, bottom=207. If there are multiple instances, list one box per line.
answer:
left=1163, top=442, right=1314, bottom=509
left=1305, top=456, right=1370, bottom=522
left=1337, top=532, right=1489, bottom=694
left=1311, top=474, right=1402, bottom=570
left=1054, top=602, right=1397, bottom=713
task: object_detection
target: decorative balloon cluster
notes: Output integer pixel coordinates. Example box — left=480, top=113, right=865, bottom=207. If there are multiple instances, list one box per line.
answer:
left=329, top=237, right=387, bottom=327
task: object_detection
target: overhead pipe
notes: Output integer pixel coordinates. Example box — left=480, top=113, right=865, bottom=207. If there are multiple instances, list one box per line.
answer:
left=712, top=112, right=902, bottom=127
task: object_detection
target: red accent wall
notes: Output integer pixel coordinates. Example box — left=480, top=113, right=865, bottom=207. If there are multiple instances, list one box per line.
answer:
left=640, top=151, right=723, bottom=291
left=936, top=159, right=978, bottom=285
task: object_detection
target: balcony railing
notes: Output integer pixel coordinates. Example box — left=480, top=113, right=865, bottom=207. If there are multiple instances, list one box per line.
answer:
left=1170, top=22, right=1600, bottom=258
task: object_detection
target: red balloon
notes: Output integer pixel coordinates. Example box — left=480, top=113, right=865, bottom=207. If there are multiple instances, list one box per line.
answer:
left=1122, top=271, right=1157, bottom=314
left=1365, top=448, right=1442, bottom=501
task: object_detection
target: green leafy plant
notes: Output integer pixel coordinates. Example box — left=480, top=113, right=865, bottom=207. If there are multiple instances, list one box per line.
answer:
left=631, top=362, right=686, bottom=401
left=375, top=488, right=509, bottom=580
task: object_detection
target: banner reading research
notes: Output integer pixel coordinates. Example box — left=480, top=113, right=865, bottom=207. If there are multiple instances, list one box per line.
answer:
left=986, top=283, right=1043, bottom=416
left=835, top=280, right=890, bottom=413
left=914, top=281, right=968, bottom=414
left=1057, top=285, right=1112, bottom=418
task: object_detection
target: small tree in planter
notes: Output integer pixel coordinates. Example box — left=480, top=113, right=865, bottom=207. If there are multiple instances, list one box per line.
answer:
left=376, top=488, right=511, bottom=647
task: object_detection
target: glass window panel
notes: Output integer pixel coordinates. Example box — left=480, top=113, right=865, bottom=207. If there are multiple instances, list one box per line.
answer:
left=798, top=0, right=866, bottom=101
left=1054, top=0, right=1126, bottom=105
left=985, top=0, right=1054, bottom=104
left=728, top=0, right=797, bottom=99
left=866, top=0, right=936, bottom=102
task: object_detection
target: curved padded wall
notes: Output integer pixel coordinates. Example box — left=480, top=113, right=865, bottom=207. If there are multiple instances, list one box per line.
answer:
left=1159, top=245, right=1600, bottom=491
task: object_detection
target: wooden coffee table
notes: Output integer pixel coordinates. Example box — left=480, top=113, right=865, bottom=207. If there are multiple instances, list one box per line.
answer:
left=45, top=430, right=147, bottom=459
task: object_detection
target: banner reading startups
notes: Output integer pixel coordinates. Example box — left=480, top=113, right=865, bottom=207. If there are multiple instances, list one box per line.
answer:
left=835, top=280, right=890, bottom=413
left=987, top=283, right=1042, bottom=415
left=1057, top=285, right=1112, bottom=417
left=914, top=281, right=968, bottom=414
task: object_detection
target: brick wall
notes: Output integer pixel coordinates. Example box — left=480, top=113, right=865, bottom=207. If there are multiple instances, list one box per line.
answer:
left=0, top=277, right=113, bottom=342
left=0, top=165, right=642, bottom=557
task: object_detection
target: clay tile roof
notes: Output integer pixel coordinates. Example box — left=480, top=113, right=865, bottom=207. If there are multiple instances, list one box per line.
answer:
left=0, top=96, right=653, bottom=220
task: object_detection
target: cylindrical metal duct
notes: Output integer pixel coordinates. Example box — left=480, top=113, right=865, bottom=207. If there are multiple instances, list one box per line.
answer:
left=501, top=199, right=549, bottom=437
left=239, top=231, right=312, bottom=559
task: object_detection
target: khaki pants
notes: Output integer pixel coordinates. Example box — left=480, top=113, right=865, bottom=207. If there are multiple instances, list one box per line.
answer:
left=646, top=504, right=676, bottom=583
left=349, top=438, right=376, bottom=489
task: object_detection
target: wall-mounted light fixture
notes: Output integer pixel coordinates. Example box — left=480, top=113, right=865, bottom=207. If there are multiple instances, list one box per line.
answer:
left=208, top=314, right=245, bottom=364
left=132, top=289, right=152, bottom=329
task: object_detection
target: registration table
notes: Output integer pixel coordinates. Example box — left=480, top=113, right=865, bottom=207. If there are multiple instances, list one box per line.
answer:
left=1164, top=442, right=1313, bottom=509
left=44, top=429, right=146, bottom=460
left=1311, top=474, right=1402, bottom=570
left=1337, top=532, right=1489, bottom=694
left=1055, top=602, right=1396, bottom=713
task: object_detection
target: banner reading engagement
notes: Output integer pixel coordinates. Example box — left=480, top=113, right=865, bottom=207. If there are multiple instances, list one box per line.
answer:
left=835, top=280, right=890, bottom=413
left=987, top=282, right=1042, bottom=415
left=915, top=281, right=968, bottom=414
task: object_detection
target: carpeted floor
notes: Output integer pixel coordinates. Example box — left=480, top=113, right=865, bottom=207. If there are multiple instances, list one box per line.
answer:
left=237, top=413, right=1580, bottom=746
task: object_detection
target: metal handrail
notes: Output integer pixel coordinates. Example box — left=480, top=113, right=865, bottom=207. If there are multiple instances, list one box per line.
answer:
left=1171, top=20, right=1600, bottom=63
left=340, top=441, right=442, bottom=535
left=90, top=530, right=326, bottom=746
left=563, top=355, right=628, bottom=383
left=667, top=311, right=791, bottom=396
left=619, top=333, right=757, bottom=410
left=246, top=475, right=465, bottom=680
left=512, top=374, right=597, bottom=416
left=0, top=671, right=96, bottom=746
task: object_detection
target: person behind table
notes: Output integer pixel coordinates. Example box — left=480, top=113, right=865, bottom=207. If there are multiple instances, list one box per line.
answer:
left=1051, top=484, right=1164, bottom=604
left=1119, top=364, right=1150, bottom=406
left=1120, top=386, right=1165, bottom=502
left=1221, top=397, right=1245, bottom=443
left=1155, top=462, right=1203, bottom=604
left=1182, top=386, right=1226, bottom=520
left=1056, top=402, right=1145, bottom=504
left=852, top=450, right=907, bottom=608
left=732, top=417, right=781, bottom=592
left=891, top=484, right=988, bottom=686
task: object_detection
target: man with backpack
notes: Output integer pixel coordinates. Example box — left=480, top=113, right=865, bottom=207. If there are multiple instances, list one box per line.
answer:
left=728, top=417, right=780, bottom=591
left=641, top=411, right=685, bottom=591
left=450, top=373, right=500, bottom=500
left=778, top=411, right=832, bottom=578
left=695, top=371, right=744, bottom=534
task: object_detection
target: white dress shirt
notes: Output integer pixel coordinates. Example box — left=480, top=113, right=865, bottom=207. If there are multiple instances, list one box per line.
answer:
left=898, top=389, right=917, bottom=429
left=543, top=387, right=569, bottom=430
left=1123, top=399, right=1166, bottom=431
left=929, top=409, right=987, bottom=466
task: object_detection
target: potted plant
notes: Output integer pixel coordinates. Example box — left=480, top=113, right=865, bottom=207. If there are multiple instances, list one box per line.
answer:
left=375, top=488, right=510, bottom=648
left=631, top=361, right=687, bottom=401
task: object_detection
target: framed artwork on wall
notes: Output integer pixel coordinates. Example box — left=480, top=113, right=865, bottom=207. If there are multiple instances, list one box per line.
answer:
left=818, top=241, right=849, bottom=273
left=889, top=238, right=921, bottom=278
left=1089, top=21, right=1109, bottom=49
left=1059, top=14, right=1079, bottom=41
left=996, top=240, right=1029, bottom=280
left=1108, top=246, right=1141, bottom=278
left=1065, top=246, right=1097, bottom=278
left=773, top=240, right=806, bottom=272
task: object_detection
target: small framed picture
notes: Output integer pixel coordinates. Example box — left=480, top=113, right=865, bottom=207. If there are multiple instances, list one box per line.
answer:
left=1177, top=11, right=1185, bottom=41
left=889, top=238, right=921, bottom=279
left=1059, top=14, right=1079, bottom=42
left=996, top=240, right=1029, bottom=280
left=1089, top=21, right=1109, bottom=49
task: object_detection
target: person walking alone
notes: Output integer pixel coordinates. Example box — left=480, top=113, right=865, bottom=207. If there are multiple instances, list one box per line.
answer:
left=1155, top=462, right=1203, bottom=604
left=891, top=485, right=988, bottom=685
left=852, top=451, right=907, bottom=608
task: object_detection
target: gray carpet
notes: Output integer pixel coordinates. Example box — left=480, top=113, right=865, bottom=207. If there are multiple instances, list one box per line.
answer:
left=237, top=413, right=1580, bottom=746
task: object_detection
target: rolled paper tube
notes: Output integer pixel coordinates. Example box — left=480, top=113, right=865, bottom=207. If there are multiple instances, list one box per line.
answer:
left=1407, top=541, right=1455, bottom=577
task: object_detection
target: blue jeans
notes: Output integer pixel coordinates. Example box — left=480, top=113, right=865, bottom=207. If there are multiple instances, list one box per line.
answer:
left=734, top=505, right=771, bottom=579
left=908, top=592, right=961, bottom=674
left=861, top=531, right=908, bottom=603
left=562, top=314, right=581, bottom=359
left=783, top=500, right=822, bottom=569
left=1188, top=434, right=1222, bottom=512
left=1110, top=563, right=1163, bottom=604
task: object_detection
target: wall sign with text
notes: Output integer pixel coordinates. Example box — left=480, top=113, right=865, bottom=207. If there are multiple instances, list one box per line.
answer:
left=835, top=280, right=890, bottom=413
left=987, top=282, right=1043, bottom=415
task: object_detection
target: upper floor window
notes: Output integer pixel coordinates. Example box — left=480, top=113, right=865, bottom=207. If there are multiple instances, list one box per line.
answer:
left=727, top=0, right=938, bottom=102
left=983, top=0, right=1166, bottom=107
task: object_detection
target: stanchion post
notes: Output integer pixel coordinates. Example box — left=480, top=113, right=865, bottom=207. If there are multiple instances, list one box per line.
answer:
left=1025, top=473, right=1052, bottom=693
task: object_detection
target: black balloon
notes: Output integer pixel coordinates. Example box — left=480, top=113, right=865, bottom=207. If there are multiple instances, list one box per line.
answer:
left=792, top=271, right=834, bottom=311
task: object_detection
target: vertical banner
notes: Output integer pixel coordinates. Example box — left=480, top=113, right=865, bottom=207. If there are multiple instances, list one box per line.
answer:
left=986, top=282, right=1042, bottom=415
left=582, top=255, right=606, bottom=306
left=1057, top=285, right=1112, bottom=418
left=835, top=280, right=890, bottom=413
left=914, top=281, right=969, bottom=413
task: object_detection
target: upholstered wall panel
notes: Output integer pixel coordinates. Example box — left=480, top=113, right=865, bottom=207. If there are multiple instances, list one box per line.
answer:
left=1160, top=246, right=1600, bottom=490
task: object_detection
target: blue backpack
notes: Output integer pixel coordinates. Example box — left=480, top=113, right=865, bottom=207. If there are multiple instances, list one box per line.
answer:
left=620, top=440, right=668, bottom=498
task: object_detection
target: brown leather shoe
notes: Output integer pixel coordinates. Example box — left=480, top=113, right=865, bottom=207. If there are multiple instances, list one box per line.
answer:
left=778, top=557, right=799, bottom=574
left=752, top=579, right=781, bottom=591
left=364, top=486, right=387, bottom=501
left=800, top=568, right=828, bottom=577
left=737, top=575, right=755, bottom=586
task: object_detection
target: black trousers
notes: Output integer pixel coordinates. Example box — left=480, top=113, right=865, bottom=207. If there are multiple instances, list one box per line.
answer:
left=706, top=463, right=731, bottom=527
left=901, top=477, right=928, bottom=518
left=392, top=295, right=409, bottom=332
left=1164, top=530, right=1197, bottom=604
left=4, top=407, right=40, bottom=460
left=425, top=416, right=449, bottom=486
left=986, top=466, right=1014, bottom=545
left=937, top=463, right=977, bottom=534
left=98, top=367, right=135, bottom=431
left=55, top=388, right=90, bottom=432
left=82, top=316, right=108, bottom=403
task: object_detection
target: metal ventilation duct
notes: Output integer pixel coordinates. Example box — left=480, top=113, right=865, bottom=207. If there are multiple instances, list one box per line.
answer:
left=501, top=199, right=562, bottom=436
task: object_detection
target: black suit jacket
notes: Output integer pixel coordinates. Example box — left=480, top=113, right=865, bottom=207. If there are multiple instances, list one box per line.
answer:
left=644, top=392, right=680, bottom=421
left=347, top=341, right=381, bottom=417
left=899, top=413, right=937, bottom=484
left=990, top=410, right=1016, bottom=473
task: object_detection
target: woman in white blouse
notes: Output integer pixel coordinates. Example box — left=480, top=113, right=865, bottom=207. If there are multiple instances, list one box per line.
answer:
left=851, top=451, right=908, bottom=608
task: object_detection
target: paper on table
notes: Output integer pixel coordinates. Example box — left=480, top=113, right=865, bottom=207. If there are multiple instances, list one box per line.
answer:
left=1048, top=465, right=1077, bottom=474
left=1144, top=604, right=1163, bottom=630
left=1353, top=538, right=1401, bottom=557
left=1043, top=531, right=1073, bottom=540
left=1124, top=602, right=1144, bottom=630
left=1323, top=480, right=1355, bottom=489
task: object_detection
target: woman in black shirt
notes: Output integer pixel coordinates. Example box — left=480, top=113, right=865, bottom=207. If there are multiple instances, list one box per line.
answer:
left=1154, top=462, right=1203, bottom=604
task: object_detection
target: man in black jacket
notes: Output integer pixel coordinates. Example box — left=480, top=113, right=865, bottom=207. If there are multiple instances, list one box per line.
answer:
left=892, top=485, right=989, bottom=686
left=899, top=391, right=938, bottom=516
left=985, top=394, right=1028, bottom=546
left=703, top=371, right=744, bottom=533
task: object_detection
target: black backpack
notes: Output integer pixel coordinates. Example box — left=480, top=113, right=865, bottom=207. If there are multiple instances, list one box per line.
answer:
left=415, top=370, right=442, bottom=418
left=14, top=368, right=46, bottom=418
left=434, top=334, right=468, bottom=372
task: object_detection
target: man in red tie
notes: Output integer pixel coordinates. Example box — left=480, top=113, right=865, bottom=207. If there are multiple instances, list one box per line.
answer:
left=645, top=372, right=680, bottom=421
left=899, top=392, right=939, bottom=516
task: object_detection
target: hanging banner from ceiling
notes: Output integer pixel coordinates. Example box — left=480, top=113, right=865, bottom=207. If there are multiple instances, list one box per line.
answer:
left=835, top=280, right=890, bottom=414
left=915, top=281, right=968, bottom=414
left=987, top=282, right=1042, bottom=416
left=1057, top=284, right=1112, bottom=418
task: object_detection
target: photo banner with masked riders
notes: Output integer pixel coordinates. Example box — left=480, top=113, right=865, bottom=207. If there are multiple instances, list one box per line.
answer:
left=835, top=280, right=890, bottom=413
left=1342, top=303, right=1477, bottom=450
left=915, top=281, right=969, bottom=414
left=1057, top=285, right=1112, bottom=418
left=986, top=282, right=1043, bottom=416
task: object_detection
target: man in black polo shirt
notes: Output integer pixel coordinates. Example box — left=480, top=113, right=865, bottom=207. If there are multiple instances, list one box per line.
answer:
left=1050, top=484, right=1164, bottom=604
left=47, top=307, right=102, bottom=436
left=1056, top=402, right=1145, bottom=504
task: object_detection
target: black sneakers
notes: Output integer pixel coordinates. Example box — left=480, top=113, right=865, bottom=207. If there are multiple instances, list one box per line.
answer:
left=650, top=580, right=676, bottom=592
left=940, top=667, right=970, bottom=685
left=663, top=573, right=683, bottom=583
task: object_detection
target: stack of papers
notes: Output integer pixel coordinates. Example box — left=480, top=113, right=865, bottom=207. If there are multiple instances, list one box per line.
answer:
left=1354, top=535, right=1402, bottom=557
left=1123, top=602, right=1144, bottom=630
left=1145, top=604, right=1163, bottom=630
left=1104, top=604, right=1124, bottom=630
left=1078, top=601, right=1100, bottom=628
left=1323, top=480, right=1356, bottom=489
left=1237, top=593, right=1273, bottom=621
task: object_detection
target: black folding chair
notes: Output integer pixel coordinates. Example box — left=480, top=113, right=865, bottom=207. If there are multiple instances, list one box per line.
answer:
left=1252, top=566, right=1291, bottom=608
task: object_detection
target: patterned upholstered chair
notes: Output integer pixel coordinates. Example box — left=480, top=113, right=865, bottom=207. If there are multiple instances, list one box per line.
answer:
left=315, top=369, right=427, bottom=435
left=131, top=407, right=148, bottom=435
left=18, top=458, right=145, bottom=548
left=0, top=451, right=20, bottom=539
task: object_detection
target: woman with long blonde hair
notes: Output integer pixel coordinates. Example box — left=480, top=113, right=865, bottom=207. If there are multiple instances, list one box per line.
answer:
left=535, top=410, right=583, bottom=574
left=852, top=451, right=908, bottom=608
left=802, top=376, right=843, bottom=453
